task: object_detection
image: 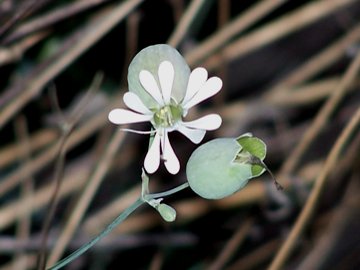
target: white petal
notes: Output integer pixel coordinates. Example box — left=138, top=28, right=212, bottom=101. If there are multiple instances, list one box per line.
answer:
left=139, top=70, right=164, bottom=106
left=162, top=132, right=180, bottom=174
left=158, top=61, right=174, bottom=104
left=177, top=125, right=206, bottom=144
left=144, top=132, right=161, bottom=173
left=182, top=114, right=222, bottom=130
left=182, top=77, right=222, bottom=110
left=182, top=67, right=207, bottom=105
left=108, top=109, right=152, bottom=124
left=123, top=92, right=152, bottom=114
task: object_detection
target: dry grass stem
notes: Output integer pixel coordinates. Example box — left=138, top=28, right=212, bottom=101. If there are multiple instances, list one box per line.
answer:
left=280, top=52, right=360, bottom=178
left=121, top=11, right=140, bottom=84
left=0, top=129, right=56, bottom=169
left=11, top=116, right=33, bottom=270
left=0, top=93, right=122, bottom=197
left=0, top=31, right=48, bottom=66
left=0, top=161, right=89, bottom=230
left=46, top=129, right=127, bottom=266
left=3, top=0, right=112, bottom=44
left=203, top=0, right=357, bottom=71
left=208, top=218, right=254, bottom=270
left=168, top=0, right=207, bottom=47
left=226, top=239, right=280, bottom=270
left=265, top=23, right=360, bottom=98
left=269, top=107, right=360, bottom=270
left=297, top=174, right=360, bottom=270
left=186, top=0, right=286, bottom=66
left=0, top=0, right=143, bottom=129
left=37, top=75, right=102, bottom=270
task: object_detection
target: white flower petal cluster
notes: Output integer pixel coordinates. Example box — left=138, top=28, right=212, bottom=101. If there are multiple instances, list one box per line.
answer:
left=109, top=60, right=222, bottom=174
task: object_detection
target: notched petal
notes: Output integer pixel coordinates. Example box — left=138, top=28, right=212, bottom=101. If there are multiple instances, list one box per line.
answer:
left=182, top=77, right=222, bottom=110
left=162, top=132, right=180, bottom=174
left=123, top=92, right=152, bottom=114
left=177, top=125, right=206, bottom=144
left=108, top=109, right=152, bottom=124
left=182, top=114, right=222, bottom=130
left=144, top=133, right=161, bottom=173
left=139, top=70, right=164, bottom=106
left=158, top=61, right=174, bottom=104
left=182, top=67, right=208, bottom=105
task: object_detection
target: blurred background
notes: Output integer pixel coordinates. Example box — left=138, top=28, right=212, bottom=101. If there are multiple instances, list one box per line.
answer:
left=0, top=0, right=359, bottom=269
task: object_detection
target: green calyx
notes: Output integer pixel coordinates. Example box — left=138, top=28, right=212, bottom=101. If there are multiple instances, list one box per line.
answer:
left=152, top=104, right=183, bottom=128
left=186, top=134, right=272, bottom=200
left=234, top=133, right=266, bottom=177
left=186, top=138, right=252, bottom=200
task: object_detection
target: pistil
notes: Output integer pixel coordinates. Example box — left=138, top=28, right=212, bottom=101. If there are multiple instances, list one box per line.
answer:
left=153, top=104, right=182, bottom=128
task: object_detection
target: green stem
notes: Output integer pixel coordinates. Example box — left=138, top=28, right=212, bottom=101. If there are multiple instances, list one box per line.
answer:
left=48, top=181, right=190, bottom=270
left=147, top=182, right=189, bottom=199
left=48, top=198, right=144, bottom=270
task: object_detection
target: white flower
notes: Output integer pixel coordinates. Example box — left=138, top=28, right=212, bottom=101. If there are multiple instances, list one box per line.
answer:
left=109, top=60, right=222, bottom=174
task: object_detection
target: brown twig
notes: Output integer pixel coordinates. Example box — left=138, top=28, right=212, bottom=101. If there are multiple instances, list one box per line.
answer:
left=11, top=115, right=33, bottom=270
left=0, top=93, right=122, bottom=198
left=279, top=52, right=360, bottom=180
left=121, top=11, right=140, bottom=85
left=297, top=172, right=360, bottom=270
left=168, top=0, right=208, bottom=47
left=185, top=0, right=286, bottom=66
left=36, top=74, right=102, bottom=270
left=3, top=0, right=112, bottom=44
left=0, top=128, right=56, bottom=170
left=0, top=0, right=47, bottom=38
left=149, top=251, right=165, bottom=270
left=214, top=0, right=230, bottom=105
left=0, top=157, right=90, bottom=231
left=226, top=239, right=280, bottom=270
left=268, top=107, right=360, bottom=270
left=0, top=30, right=48, bottom=66
left=265, top=23, right=360, bottom=99
left=202, top=0, right=357, bottom=71
left=0, top=0, right=144, bottom=130
left=167, top=0, right=185, bottom=23
left=208, top=218, right=254, bottom=270
left=46, top=128, right=127, bottom=266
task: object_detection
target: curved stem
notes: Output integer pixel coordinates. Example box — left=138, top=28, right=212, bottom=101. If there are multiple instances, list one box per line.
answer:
left=48, top=180, right=190, bottom=270
left=147, top=182, right=189, bottom=199
left=48, top=198, right=144, bottom=270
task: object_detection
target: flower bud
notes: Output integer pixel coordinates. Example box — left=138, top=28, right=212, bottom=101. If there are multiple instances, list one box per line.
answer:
left=156, top=203, right=177, bottom=222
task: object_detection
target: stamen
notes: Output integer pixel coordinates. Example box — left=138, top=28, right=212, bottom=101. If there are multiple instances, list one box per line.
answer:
left=153, top=104, right=183, bottom=128
left=121, top=128, right=156, bottom=134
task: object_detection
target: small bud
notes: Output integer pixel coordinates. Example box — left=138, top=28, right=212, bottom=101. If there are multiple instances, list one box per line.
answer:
left=156, top=203, right=177, bottom=222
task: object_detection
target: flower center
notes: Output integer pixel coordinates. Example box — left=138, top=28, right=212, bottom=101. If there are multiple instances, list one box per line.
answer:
left=153, top=104, right=183, bottom=128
